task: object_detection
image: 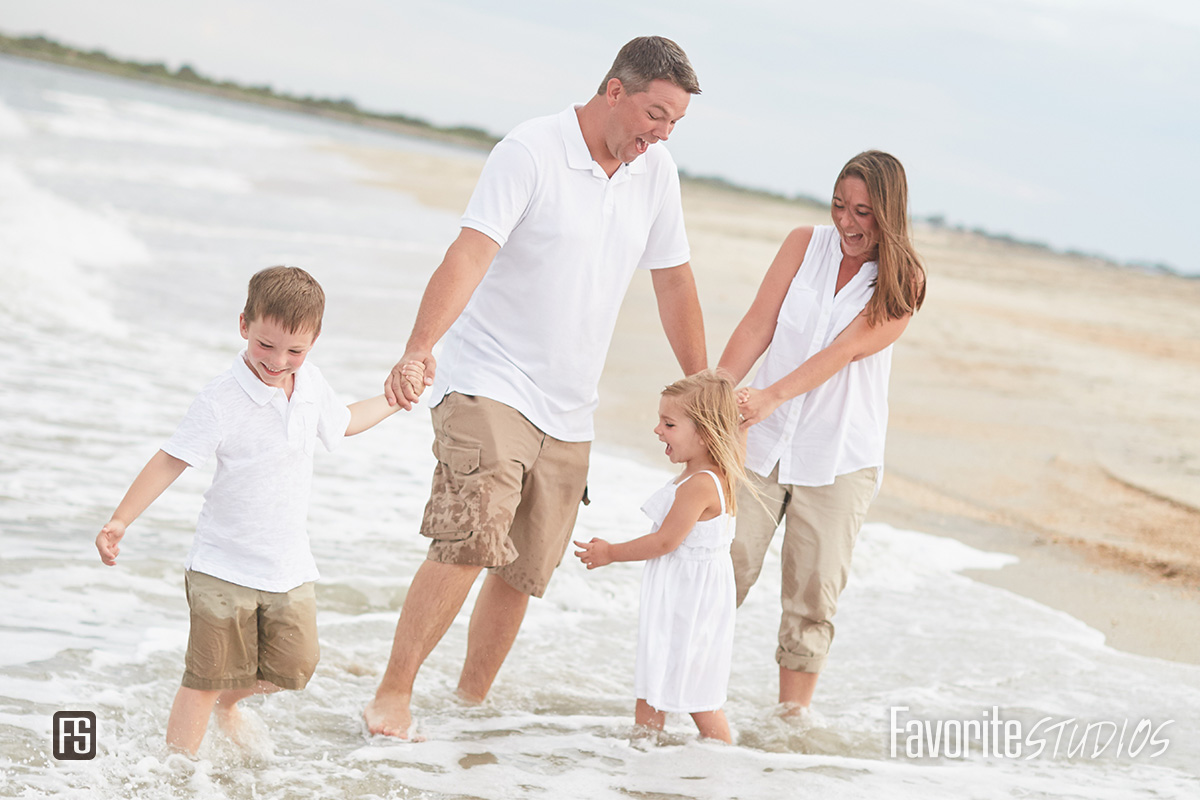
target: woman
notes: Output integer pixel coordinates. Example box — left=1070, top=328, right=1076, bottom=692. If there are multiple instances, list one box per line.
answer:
left=717, top=150, right=926, bottom=713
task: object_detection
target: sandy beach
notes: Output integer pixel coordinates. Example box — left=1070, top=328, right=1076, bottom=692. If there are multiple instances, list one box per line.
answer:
left=336, top=141, right=1200, bottom=666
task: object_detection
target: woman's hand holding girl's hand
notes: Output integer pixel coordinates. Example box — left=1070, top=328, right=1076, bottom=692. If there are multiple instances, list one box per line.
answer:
left=737, top=386, right=783, bottom=430
left=573, top=538, right=613, bottom=570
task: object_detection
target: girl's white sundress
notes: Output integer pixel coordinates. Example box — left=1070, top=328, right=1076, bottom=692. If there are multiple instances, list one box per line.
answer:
left=635, top=470, right=736, bottom=713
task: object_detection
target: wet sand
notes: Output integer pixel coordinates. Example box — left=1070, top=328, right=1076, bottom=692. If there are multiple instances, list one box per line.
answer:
left=337, top=141, right=1200, bottom=666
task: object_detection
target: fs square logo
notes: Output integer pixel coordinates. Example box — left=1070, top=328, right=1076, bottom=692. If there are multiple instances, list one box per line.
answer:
left=52, top=711, right=97, bottom=760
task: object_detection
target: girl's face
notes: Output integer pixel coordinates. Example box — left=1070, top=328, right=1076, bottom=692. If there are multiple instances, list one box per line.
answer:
left=654, top=395, right=707, bottom=464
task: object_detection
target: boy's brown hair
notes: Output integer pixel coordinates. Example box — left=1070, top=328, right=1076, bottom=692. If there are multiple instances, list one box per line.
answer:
left=243, top=266, right=325, bottom=335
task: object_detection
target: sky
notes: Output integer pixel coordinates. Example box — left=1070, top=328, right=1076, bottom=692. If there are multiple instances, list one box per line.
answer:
left=2, top=0, right=1198, bottom=273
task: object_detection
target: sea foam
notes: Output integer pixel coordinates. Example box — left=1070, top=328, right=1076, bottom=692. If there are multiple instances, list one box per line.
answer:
left=0, top=160, right=148, bottom=332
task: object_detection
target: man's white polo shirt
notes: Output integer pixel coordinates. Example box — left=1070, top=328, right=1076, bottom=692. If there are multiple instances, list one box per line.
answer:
left=430, top=105, right=691, bottom=442
left=162, top=353, right=351, bottom=592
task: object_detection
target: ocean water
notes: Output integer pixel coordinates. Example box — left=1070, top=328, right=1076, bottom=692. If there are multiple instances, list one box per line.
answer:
left=1, top=55, right=1197, bottom=799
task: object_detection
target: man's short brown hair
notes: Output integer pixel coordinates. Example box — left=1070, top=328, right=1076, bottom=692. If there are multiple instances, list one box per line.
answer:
left=243, top=266, right=325, bottom=335
left=597, top=36, right=701, bottom=96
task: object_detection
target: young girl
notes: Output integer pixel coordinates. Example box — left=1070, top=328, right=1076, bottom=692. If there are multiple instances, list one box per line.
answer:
left=574, top=370, right=744, bottom=743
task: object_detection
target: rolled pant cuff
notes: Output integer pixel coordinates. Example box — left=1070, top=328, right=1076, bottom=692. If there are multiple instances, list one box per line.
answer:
left=777, top=647, right=826, bottom=674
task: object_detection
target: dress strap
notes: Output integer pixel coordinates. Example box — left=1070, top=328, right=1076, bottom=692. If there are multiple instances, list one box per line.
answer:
left=682, top=469, right=726, bottom=515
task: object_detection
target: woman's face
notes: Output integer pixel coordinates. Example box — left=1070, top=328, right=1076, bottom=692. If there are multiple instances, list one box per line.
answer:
left=832, top=176, right=880, bottom=261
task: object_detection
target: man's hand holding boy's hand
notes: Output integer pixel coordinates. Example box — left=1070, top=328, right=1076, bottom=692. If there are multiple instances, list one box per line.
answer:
left=398, top=361, right=427, bottom=403
left=96, top=520, right=126, bottom=566
left=385, top=352, right=435, bottom=410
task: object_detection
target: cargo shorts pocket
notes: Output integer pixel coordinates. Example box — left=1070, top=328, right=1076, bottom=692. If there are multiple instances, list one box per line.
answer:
left=420, top=439, right=483, bottom=542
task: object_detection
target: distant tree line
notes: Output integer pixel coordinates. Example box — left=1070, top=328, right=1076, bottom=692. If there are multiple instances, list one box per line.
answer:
left=0, top=31, right=500, bottom=149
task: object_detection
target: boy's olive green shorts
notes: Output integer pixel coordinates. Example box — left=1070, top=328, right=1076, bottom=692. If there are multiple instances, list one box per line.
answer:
left=181, top=570, right=319, bottom=691
left=421, top=392, right=590, bottom=598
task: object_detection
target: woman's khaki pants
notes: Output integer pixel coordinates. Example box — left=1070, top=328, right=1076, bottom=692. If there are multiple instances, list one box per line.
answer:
left=732, top=464, right=877, bottom=673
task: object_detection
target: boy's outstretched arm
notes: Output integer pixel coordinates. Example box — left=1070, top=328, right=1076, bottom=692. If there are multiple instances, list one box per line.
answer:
left=345, top=395, right=399, bottom=436
left=96, top=450, right=188, bottom=566
left=347, top=362, right=425, bottom=436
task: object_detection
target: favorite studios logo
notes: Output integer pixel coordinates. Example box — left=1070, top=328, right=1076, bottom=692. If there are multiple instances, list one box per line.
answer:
left=890, top=706, right=1173, bottom=760
left=52, top=711, right=97, bottom=761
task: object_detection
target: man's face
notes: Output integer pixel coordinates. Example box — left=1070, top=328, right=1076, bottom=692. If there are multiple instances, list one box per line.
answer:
left=604, top=78, right=691, bottom=164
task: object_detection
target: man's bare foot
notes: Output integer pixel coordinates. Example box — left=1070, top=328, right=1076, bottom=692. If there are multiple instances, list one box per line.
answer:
left=364, top=693, right=422, bottom=740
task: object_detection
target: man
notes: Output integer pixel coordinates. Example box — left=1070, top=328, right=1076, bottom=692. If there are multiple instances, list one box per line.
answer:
left=365, top=36, right=707, bottom=738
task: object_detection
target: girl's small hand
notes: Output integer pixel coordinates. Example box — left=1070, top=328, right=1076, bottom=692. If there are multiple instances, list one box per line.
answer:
left=737, top=386, right=783, bottom=430
left=573, top=538, right=613, bottom=569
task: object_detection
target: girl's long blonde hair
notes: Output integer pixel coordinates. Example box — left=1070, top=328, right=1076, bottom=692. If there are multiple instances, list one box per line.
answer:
left=836, top=150, right=927, bottom=326
left=661, top=370, right=746, bottom=515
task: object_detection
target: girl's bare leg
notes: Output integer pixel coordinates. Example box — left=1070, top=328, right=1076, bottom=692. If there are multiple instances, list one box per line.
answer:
left=635, top=698, right=665, bottom=732
left=690, top=709, right=732, bottom=743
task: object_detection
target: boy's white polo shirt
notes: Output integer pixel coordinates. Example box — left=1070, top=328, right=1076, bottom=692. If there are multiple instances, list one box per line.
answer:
left=430, top=105, right=691, bottom=442
left=162, top=353, right=351, bottom=592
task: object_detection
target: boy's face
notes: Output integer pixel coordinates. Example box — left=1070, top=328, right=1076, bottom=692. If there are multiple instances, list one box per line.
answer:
left=239, top=314, right=318, bottom=391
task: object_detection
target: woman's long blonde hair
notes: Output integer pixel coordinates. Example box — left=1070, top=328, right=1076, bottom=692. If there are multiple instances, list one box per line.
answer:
left=836, top=150, right=927, bottom=325
left=661, top=370, right=746, bottom=515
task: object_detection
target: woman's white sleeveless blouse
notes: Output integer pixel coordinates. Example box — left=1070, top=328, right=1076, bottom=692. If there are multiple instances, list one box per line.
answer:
left=745, top=225, right=891, bottom=488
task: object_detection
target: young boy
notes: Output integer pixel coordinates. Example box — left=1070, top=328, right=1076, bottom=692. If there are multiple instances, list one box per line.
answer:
left=95, top=266, right=425, bottom=755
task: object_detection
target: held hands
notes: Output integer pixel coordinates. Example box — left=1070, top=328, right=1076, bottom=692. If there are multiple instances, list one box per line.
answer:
left=573, top=538, right=613, bottom=570
left=385, top=354, right=434, bottom=410
left=96, top=519, right=126, bottom=566
left=399, top=361, right=427, bottom=401
left=736, top=386, right=783, bottom=430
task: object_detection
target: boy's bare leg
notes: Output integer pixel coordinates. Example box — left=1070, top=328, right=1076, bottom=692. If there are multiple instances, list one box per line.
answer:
left=166, top=686, right=221, bottom=755
left=365, top=559, right=482, bottom=737
left=635, top=699, right=666, bottom=732
left=779, top=666, right=820, bottom=715
left=456, top=572, right=530, bottom=703
left=690, top=709, right=732, bottom=743
left=213, top=680, right=281, bottom=744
